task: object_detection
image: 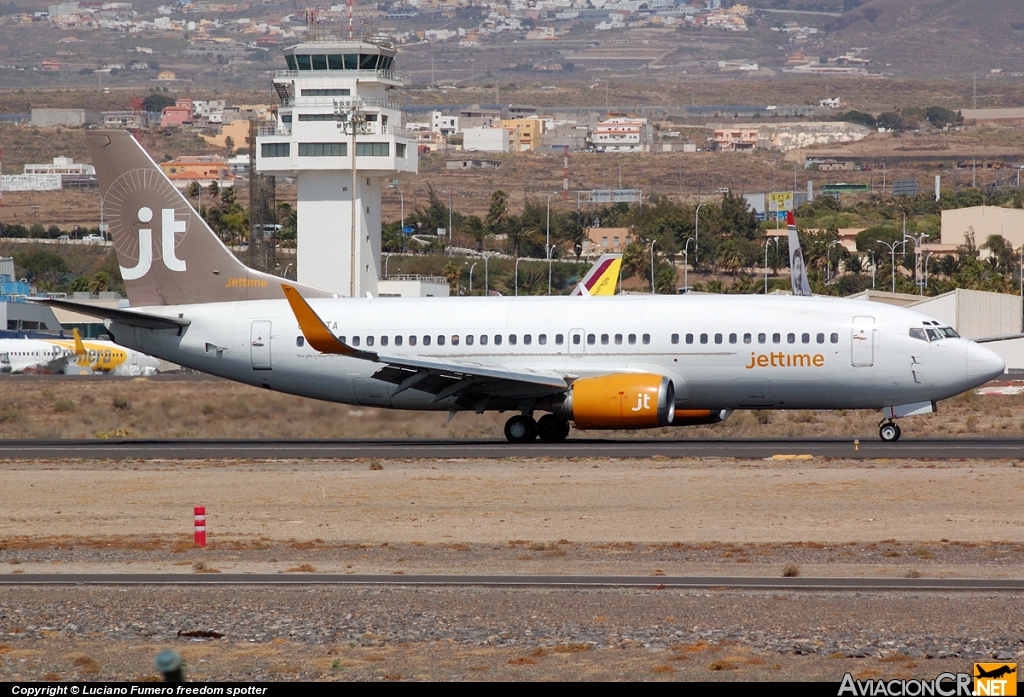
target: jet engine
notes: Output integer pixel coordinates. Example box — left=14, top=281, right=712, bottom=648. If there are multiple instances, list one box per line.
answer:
left=670, top=409, right=733, bottom=426
left=553, top=374, right=675, bottom=429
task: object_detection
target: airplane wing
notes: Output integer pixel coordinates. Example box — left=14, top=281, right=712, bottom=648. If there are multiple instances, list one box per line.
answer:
left=281, top=285, right=568, bottom=404
left=33, top=298, right=191, bottom=330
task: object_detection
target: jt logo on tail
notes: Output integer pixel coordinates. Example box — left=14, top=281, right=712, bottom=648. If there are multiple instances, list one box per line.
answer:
left=119, top=206, right=188, bottom=280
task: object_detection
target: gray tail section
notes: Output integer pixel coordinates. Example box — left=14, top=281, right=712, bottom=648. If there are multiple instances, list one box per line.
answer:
left=786, top=211, right=813, bottom=297
left=87, top=130, right=333, bottom=306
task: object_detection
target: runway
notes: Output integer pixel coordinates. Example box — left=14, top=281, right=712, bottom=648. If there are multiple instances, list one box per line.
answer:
left=0, top=437, right=1022, bottom=459
left=2, top=573, right=1023, bottom=590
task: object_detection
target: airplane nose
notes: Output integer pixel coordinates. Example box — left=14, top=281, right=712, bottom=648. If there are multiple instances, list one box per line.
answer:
left=967, top=341, right=1005, bottom=382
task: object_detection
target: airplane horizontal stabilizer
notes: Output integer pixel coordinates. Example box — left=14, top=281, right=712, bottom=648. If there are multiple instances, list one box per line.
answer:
left=34, top=298, right=191, bottom=330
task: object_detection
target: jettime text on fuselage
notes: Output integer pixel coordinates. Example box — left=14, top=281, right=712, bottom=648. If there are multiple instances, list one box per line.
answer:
left=745, top=352, right=825, bottom=369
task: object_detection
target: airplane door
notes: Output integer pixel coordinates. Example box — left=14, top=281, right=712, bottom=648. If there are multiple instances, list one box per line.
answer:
left=250, top=321, right=272, bottom=370
left=851, top=316, right=875, bottom=367
left=569, top=328, right=585, bottom=357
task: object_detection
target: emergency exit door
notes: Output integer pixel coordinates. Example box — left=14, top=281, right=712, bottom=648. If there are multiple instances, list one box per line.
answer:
left=250, top=321, right=272, bottom=370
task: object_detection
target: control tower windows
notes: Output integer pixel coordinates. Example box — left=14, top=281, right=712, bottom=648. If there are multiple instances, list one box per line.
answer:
left=311, top=54, right=328, bottom=71
left=301, top=88, right=350, bottom=97
left=295, top=54, right=311, bottom=71
left=299, top=142, right=346, bottom=157
left=328, top=54, right=345, bottom=70
left=285, top=55, right=297, bottom=71
left=287, top=54, right=394, bottom=72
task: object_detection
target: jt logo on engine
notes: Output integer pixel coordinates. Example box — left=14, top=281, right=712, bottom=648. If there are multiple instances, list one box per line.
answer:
left=632, top=393, right=651, bottom=412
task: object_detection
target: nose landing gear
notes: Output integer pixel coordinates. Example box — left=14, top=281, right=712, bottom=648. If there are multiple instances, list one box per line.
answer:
left=879, top=421, right=901, bottom=442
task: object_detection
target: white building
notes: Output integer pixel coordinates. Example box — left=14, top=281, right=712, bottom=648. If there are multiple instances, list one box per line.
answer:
left=24, top=156, right=95, bottom=176
left=255, top=38, right=418, bottom=298
left=462, top=127, right=510, bottom=153
left=591, top=117, right=650, bottom=153
left=431, top=111, right=459, bottom=137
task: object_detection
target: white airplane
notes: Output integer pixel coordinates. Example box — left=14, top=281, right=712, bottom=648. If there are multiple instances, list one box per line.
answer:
left=41, top=130, right=1006, bottom=443
left=0, top=329, right=161, bottom=375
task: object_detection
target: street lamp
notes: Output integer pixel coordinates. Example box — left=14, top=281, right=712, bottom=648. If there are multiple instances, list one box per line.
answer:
left=649, top=240, right=657, bottom=294
left=903, top=232, right=930, bottom=294
left=876, top=239, right=902, bottom=294
left=468, top=262, right=477, bottom=294
left=384, top=252, right=393, bottom=278
left=283, top=263, right=292, bottom=279
left=546, top=192, right=556, bottom=295
left=483, top=252, right=495, bottom=296
left=398, top=188, right=404, bottom=242
left=683, top=237, right=696, bottom=292
left=764, top=237, right=779, bottom=294
left=515, top=256, right=524, bottom=297
left=694, top=202, right=706, bottom=255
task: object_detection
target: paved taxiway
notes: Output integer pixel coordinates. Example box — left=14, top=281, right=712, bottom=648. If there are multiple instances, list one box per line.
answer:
left=0, top=437, right=1022, bottom=459
left=3, top=574, right=1023, bottom=590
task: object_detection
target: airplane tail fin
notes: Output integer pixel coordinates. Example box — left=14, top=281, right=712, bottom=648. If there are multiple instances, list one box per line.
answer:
left=572, top=253, right=622, bottom=296
left=787, top=211, right=813, bottom=297
left=72, top=328, right=87, bottom=356
left=86, top=130, right=333, bottom=307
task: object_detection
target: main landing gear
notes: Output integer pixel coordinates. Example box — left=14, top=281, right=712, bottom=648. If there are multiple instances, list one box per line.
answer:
left=879, top=421, right=902, bottom=443
left=504, top=414, right=570, bottom=443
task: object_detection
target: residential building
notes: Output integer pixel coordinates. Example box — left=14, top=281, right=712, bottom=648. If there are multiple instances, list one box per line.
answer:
left=431, top=111, right=459, bottom=137
left=592, top=117, right=650, bottom=153
left=499, top=118, right=541, bottom=152
left=583, top=226, right=633, bottom=253
left=463, top=127, right=510, bottom=153
left=159, top=155, right=230, bottom=184
left=160, top=98, right=194, bottom=127
left=713, top=127, right=759, bottom=152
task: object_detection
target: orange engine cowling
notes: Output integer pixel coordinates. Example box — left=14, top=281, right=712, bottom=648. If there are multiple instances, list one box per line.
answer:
left=553, top=374, right=675, bottom=430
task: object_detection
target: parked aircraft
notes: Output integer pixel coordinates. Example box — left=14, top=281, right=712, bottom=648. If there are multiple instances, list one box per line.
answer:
left=42, top=130, right=1006, bottom=443
left=0, top=329, right=161, bottom=375
left=572, top=254, right=622, bottom=296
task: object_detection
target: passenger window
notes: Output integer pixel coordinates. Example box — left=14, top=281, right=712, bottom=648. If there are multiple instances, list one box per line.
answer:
left=367, top=336, right=375, bottom=347
left=628, top=334, right=636, bottom=345
left=642, top=334, right=650, bottom=345
left=352, top=336, right=361, bottom=346
left=523, top=334, right=532, bottom=345
left=423, top=335, right=431, bottom=346
left=555, top=334, right=564, bottom=345
left=571, top=334, right=580, bottom=345
left=743, top=333, right=751, bottom=344
left=615, top=334, right=623, bottom=345
left=714, top=333, right=723, bottom=344
left=685, top=334, right=694, bottom=344
left=508, top=334, right=517, bottom=345
left=479, top=335, right=487, bottom=345
left=816, top=333, right=824, bottom=344
left=296, top=336, right=305, bottom=347
left=451, top=335, right=460, bottom=346
left=437, top=335, right=446, bottom=346
left=772, top=333, right=781, bottom=344
left=587, top=334, right=595, bottom=345
left=671, top=333, right=679, bottom=345
left=494, top=335, right=502, bottom=345
left=700, top=333, right=708, bottom=344
left=801, top=333, right=810, bottom=344
left=729, top=333, right=737, bottom=344
left=601, top=334, right=609, bottom=345
left=395, top=335, right=403, bottom=346
left=409, top=335, right=416, bottom=346
left=909, top=328, right=927, bottom=342
left=539, top=334, right=547, bottom=345
left=758, top=333, right=766, bottom=344
left=830, top=333, right=839, bottom=344
left=787, top=333, right=795, bottom=344
left=380, top=336, right=388, bottom=347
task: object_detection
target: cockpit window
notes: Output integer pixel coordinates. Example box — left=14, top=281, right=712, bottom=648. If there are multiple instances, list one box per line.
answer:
left=909, top=328, right=927, bottom=342
left=926, top=328, right=942, bottom=341
left=939, top=327, right=959, bottom=338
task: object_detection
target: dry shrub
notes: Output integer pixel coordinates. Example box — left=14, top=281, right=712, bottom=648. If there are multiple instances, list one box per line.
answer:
left=782, top=563, right=800, bottom=577
left=284, top=564, right=316, bottom=573
left=651, top=664, right=676, bottom=674
left=0, top=644, right=11, bottom=654
left=554, top=643, right=592, bottom=653
left=708, top=660, right=739, bottom=671
left=910, top=548, right=935, bottom=558
left=508, top=656, right=538, bottom=666
left=905, top=570, right=922, bottom=578
left=72, top=655, right=101, bottom=675
left=192, top=561, right=220, bottom=573
left=53, top=398, right=75, bottom=413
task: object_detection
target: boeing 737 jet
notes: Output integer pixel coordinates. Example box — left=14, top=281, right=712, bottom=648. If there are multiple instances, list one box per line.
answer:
left=0, top=329, right=160, bottom=375
left=40, top=130, right=1006, bottom=443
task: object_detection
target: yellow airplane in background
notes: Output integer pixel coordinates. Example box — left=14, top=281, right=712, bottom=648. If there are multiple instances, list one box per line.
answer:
left=53, top=329, right=162, bottom=376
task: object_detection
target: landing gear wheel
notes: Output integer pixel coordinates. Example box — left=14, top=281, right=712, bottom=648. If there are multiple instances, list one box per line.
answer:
left=879, top=422, right=901, bottom=442
left=537, top=414, right=571, bottom=443
left=504, top=414, right=538, bottom=443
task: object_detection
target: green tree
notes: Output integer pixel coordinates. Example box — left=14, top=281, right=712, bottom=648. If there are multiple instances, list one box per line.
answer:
left=141, top=93, right=175, bottom=113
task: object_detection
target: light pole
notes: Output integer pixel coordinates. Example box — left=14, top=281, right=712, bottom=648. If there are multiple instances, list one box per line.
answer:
left=483, top=252, right=495, bottom=296
left=546, top=192, right=556, bottom=295
left=694, top=202, right=706, bottom=255
left=764, top=237, right=778, bottom=294
left=398, top=189, right=404, bottom=241
left=826, top=240, right=841, bottom=284
left=448, top=189, right=453, bottom=257
left=683, top=237, right=696, bottom=292
left=515, top=256, right=524, bottom=297
left=384, top=252, right=393, bottom=277
left=649, top=240, right=657, bottom=294
left=877, top=239, right=901, bottom=294
left=924, top=252, right=933, bottom=289
left=468, top=262, right=477, bottom=294
left=903, top=232, right=929, bottom=294
left=283, top=262, right=292, bottom=279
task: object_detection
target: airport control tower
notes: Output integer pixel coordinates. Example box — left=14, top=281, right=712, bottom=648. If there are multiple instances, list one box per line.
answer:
left=256, top=36, right=418, bottom=297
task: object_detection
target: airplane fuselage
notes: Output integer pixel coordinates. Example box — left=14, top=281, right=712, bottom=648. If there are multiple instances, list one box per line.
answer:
left=110, top=294, right=1004, bottom=415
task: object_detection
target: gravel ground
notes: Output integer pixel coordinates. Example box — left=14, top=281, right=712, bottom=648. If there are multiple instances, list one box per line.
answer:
left=2, top=586, right=1023, bottom=681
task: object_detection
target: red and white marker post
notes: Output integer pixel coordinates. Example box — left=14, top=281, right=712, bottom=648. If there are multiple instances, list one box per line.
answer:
left=194, top=506, right=206, bottom=547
